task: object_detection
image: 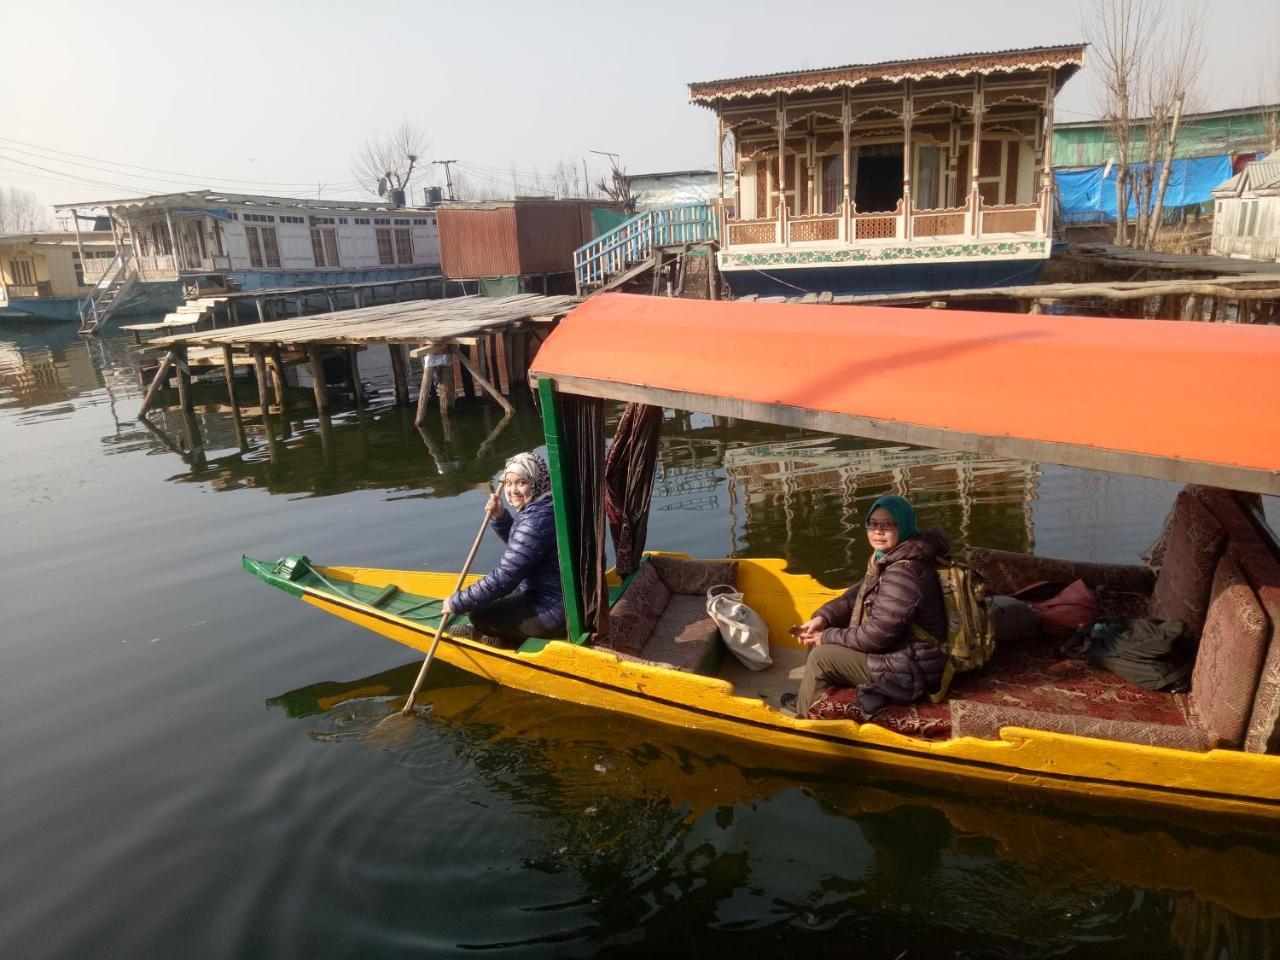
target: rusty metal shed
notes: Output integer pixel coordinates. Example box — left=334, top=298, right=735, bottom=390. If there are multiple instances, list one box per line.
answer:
left=437, top=199, right=622, bottom=280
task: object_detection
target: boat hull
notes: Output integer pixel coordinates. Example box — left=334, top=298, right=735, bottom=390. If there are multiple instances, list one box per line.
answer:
left=245, top=555, right=1280, bottom=823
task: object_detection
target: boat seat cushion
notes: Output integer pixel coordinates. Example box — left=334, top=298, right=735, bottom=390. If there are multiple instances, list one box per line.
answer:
left=606, top=563, right=671, bottom=655
left=808, top=637, right=1194, bottom=741
left=648, top=555, right=738, bottom=595
left=1188, top=551, right=1268, bottom=748
left=964, top=548, right=1154, bottom=599
left=949, top=701, right=1214, bottom=751
left=1147, top=489, right=1226, bottom=636
left=642, top=594, right=724, bottom=674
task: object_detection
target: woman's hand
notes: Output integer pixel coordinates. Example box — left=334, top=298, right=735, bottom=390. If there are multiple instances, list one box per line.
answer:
left=441, top=596, right=455, bottom=615
left=795, top=616, right=826, bottom=645
left=485, top=492, right=504, bottom=522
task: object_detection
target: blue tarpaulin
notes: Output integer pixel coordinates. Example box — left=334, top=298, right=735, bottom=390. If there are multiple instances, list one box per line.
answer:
left=1054, top=154, right=1232, bottom=224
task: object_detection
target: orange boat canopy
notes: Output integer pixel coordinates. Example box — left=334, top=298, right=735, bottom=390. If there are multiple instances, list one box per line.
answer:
left=530, top=294, right=1280, bottom=496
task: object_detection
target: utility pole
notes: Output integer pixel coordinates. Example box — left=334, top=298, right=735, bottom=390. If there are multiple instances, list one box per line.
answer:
left=432, top=160, right=457, bottom=201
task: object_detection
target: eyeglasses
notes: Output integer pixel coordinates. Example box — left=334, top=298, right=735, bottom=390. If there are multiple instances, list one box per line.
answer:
left=865, top=520, right=898, bottom=532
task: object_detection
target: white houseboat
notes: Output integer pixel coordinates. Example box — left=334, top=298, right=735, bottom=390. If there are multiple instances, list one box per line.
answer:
left=52, top=191, right=443, bottom=324
left=690, top=45, right=1086, bottom=297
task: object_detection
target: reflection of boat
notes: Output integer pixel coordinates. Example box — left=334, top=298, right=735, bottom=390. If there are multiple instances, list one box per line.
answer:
left=270, top=662, right=1280, bottom=920
left=247, top=294, right=1280, bottom=824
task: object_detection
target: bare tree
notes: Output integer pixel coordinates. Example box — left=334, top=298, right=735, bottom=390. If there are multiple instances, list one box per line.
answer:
left=1138, top=4, right=1205, bottom=248
left=351, top=121, right=427, bottom=203
left=448, top=170, right=507, bottom=201
left=1084, top=0, right=1155, bottom=246
left=0, top=186, right=48, bottom=232
left=594, top=157, right=638, bottom=213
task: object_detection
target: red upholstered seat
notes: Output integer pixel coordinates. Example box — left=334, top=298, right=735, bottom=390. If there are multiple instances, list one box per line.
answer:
left=807, top=638, right=1194, bottom=741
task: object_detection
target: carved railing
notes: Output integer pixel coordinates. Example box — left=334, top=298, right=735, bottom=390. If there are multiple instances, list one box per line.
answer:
left=786, top=214, right=840, bottom=243
left=980, top=202, right=1040, bottom=235
left=911, top=207, right=968, bottom=237
left=3, top=283, right=48, bottom=298
left=137, top=255, right=179, bottom=279
left=81, top=258, right=114, bottom=284
left=728, top=219, right=779, bottom=245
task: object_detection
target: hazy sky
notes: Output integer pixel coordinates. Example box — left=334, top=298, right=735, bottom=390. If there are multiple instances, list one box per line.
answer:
left=5, top=0, right=1276, bottom=215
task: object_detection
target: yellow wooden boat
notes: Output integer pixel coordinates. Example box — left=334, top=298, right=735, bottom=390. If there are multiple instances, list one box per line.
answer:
left=245, top=293, right=1280, bottom=823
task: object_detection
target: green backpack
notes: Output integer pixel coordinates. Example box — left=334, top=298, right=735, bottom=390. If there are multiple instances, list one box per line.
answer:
left=910, top=556, right=997, bottom=702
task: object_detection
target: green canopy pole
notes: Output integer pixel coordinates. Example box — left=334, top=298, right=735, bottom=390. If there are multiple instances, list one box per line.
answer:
left=538, top=377, right=587, bottom=644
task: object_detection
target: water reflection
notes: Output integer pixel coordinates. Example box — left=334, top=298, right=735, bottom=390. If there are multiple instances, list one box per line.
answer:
left=270, top=662, right=1280, bottom=952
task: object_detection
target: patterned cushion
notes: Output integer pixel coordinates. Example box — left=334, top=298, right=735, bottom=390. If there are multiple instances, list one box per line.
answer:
left=642, top=594, right=722, bottom=674
left=1095, top=586, right=1153, bottom=619
left=1147, top=490, right=1226, bottom=636
left=965, top=548, right=1154, bottom=598
left=1189, top=552, right=1269, bottom=748
left=949, top=701, right=1213, bottom=751
left=808, top=637, right=1194, bottom=741
left=648, top=555, right=738, bottom=596
left=604, top=562, right=669, bottom=655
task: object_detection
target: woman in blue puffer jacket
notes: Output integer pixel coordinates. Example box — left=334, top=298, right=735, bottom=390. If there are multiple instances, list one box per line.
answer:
left=442, top=451, right=565, bottom=643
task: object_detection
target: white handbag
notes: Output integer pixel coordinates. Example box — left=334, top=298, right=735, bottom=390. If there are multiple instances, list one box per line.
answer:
left=706, top=584, right=772, bottom=671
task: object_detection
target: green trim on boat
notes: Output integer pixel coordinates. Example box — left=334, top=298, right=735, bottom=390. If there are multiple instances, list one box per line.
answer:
left=242, top=554, right=472, bottom=630
left=539, top=377, right=588, bottom=645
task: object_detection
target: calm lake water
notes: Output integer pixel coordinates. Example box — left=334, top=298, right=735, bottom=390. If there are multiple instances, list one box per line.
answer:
left=2, top=318, right=1279, bottom=959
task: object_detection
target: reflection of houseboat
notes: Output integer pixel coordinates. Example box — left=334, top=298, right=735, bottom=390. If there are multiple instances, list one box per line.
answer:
left=690, top=45, right=1085, bottom=297
left=51, top=191, right=443, bottom=326
left=0, top=232, right=118, bottom=321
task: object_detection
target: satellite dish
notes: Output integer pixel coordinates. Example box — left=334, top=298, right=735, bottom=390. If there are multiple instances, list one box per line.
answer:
left=377, top=176, right=388, bottom=198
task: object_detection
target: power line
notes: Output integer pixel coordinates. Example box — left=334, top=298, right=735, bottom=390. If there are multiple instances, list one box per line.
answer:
left=0, top=134, right=353, bottom=188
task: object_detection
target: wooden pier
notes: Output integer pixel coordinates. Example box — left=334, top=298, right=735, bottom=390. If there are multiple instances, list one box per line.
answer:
left=137, top=293, right=575, bottom=427
left=120, top=274, right=447, bottom=342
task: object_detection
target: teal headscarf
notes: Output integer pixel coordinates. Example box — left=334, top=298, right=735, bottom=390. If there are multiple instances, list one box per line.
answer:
left=866, top=495, right=918, bottom=558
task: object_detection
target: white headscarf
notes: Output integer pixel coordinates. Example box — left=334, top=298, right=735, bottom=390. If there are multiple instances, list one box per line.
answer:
left=500, top=451, right=551, bottom=510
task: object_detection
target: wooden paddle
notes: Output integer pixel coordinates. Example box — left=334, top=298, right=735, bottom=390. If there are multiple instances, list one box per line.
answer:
left=401, top=492, right=494, bottom=715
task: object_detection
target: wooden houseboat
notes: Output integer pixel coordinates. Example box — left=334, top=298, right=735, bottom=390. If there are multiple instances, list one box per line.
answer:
left=51, top=191, right=443, bottom=326
left=1211, top=151, right=1280, bottom=263
left=690, top=45, right=1086, bottom=297
left=0, top=231, right=118, bottom=321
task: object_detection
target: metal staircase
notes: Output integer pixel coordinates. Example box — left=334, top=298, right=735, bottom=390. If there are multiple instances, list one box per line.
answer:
left=78, top=254, right=139, bottom=336
left=573, top=203, right=719, bottom=295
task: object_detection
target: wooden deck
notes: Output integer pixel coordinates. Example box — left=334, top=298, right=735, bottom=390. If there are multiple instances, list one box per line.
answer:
left=138, top=294, right=577, bottom=424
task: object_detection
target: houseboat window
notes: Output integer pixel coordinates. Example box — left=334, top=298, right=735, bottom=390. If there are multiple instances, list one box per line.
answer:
left=914, top=146, right=946, bottom=210
left=211, top=223, right=225, bottom=257
left=244, top=213, right=277, bottom=223
left=394, top=228, right=414, bottom=264
left=354, top=218, right=371, bottom=226
left=375, top=228, right=395, bottom=265
left=8, top=260, right=35, bottom=285
left=821, top=155, right=843, bottom=214
left=311, top=228, right=340, bottom=268
left=338, top=218, right=348, bottom=225
left=246, top=226, right=264, bottom=268
left=261, top=228, right=281, bottom=268
left=412, top=218, right=430, bottom=226
left=280, top=216, right=305, bottom=225
left=373, top=218, right=391, bottom=226
left=854, top=143, right=904, bottom=213
left=73, top=254, right=84, bottom=287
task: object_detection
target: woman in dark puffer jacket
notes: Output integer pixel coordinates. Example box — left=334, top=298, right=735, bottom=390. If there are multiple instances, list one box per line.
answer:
left=442, top=452, right=565, bottom=643
left=789, top=495, right=950, bottom=717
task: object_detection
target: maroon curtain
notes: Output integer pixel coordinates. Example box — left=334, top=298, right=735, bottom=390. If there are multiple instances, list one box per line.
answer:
left=559, top=393, right=608, bottom=641
left=604, top=403, right=664, bottom=577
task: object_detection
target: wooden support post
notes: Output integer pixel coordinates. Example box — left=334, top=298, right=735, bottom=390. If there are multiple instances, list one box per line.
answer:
left=137, top=350, right=177, bottom=418
left=437, top=356, right=455, bottom=413
left=255, top=299, right=266, bottom=324
left=451, top=352, right=466, bottom=398
left=222, top=345, right=238, bottom=408
left=454, top=345, right=514, bottom=414
left=510, top=329, right=528, bottom=384
left=389, top=344, right=410, bottom=407
left=308, top=347, right=329, bottom=413
left=252, top=350, right=271, bottom=413
left=415, top=354, right=433, bottom=425
left=174, top=345, right=193, bottom=416
left=345, top=347, right=364, bottom=410
left=326, top=291, right=337, bottom=312
left=352, top=288, right=363, bottom=308
left=496, top=331, right=511, bottom=394
left=467, top=344, right=484, bottom=397
left=268, top=346, right=287, bottom=409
